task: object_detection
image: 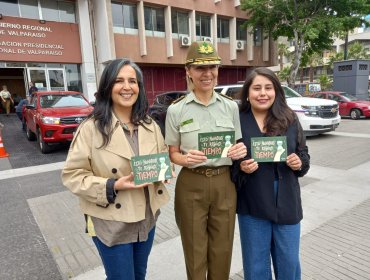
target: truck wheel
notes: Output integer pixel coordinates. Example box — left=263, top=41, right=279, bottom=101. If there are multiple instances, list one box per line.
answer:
left=350, top=109, right=361, bottom=120
left=37, top=128, right=51, bottom=154
left=26, top=124, right=36, bottom=141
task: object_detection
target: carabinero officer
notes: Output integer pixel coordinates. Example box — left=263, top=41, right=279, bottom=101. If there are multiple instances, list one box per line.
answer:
left=165, top=41, right=247, bottom=280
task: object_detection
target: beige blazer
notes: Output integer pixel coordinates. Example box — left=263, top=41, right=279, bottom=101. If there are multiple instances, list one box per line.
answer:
left=61, top=115, right=170, bottom=223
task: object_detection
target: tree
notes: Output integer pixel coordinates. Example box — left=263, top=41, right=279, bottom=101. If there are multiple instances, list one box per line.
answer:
left=278, top=66, right=290, bottom=84
left=319, top=74, right=332, bottom=91
left=348, top=41, right=370, bottom=59
left=328, top=51, right=344, bottom=69
left=277, top=43, right=290, bottom=71
left=240, top=0, right=370, bottom=87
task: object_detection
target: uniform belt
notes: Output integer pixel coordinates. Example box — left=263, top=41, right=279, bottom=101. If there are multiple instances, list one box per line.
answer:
left=187, top=166, right=229, bottom=177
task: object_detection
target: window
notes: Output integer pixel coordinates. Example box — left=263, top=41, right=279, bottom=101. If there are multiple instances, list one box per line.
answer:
left=144, top=6, right=165, bottom=37
left=19, top=0, right=39, bottom=19
left=58, top=1, right=75, bottom=22
left=65, top=64, right=82, bottom=92
left=112, top=2, right=138, bottom=34
left=236, top=19, right=247, bottom=41
left=172, top=10, right=189, bottom=38
left=217, top=18, right=229, bottom=43
left=196, top=14, right=211, bottom=40
left=0, top=0, right=19, bottom=17
left=253, top=26, right=262, bottom=46
left=40, top=0, right=58, bottom=21
left=40, top=0, right=76, bottom=23
left=315, top=94, right=326, bottom=99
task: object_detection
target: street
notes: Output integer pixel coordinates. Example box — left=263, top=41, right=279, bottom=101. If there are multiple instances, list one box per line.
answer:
left=0, top=115, right=370, bottom=279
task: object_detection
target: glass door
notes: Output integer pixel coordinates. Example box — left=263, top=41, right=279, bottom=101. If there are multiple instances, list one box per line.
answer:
left=27, top=68, right=66, bottom=91
left=28, top=68, right=47, bottom=91
left=48, top=68, right=65, bottom=91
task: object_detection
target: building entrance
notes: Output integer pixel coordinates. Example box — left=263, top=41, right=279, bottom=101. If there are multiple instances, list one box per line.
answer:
left=0, top=68, right=26, bottom=103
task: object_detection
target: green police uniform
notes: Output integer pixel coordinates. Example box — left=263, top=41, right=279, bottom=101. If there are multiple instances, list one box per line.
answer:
left=165, top=41, right=242, bottom=280
left=166, top=90, right=241, bottom=167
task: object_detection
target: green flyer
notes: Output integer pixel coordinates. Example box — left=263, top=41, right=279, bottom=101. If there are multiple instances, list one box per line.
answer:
left=131, top=152, right=172, bottom=185
left=251, top=136, right=287, bottom=162
left=198, top=131, right=235, bottom=159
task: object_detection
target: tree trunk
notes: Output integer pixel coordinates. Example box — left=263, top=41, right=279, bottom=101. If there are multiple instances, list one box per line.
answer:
left=300, top=68, right=304, bottom=83
left=279, top=57, right=284, bottom=71
left=288, top=31, right=304, bottom=88
left=343, top=31, right=349, bottom=60
left=309, top=66, right=314, bottom=82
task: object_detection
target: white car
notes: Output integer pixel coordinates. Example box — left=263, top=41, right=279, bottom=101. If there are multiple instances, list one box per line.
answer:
left=214, top=84, right=340, bottom=136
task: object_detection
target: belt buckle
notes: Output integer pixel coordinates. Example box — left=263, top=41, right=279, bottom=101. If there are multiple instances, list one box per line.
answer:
left=205, top=169, right=213, bottom=177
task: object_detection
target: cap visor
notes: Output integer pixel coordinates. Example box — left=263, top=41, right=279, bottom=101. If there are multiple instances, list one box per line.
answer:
left=188, top=60, right=221, bottom=66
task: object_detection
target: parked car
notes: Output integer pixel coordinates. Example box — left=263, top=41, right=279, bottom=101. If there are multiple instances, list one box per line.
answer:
left=214, top=84, right=340, bottom=136
left=23, top=91, right=94, bottom=153
left=149, top=91, right=187, bottom=136
left=310, top=91, right=370, bottom=120
left=214, top=84, right=242, bottom=103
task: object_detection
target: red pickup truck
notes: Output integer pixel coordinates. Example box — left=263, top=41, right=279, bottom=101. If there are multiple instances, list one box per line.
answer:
left=23, top=91, right=94, bottom=153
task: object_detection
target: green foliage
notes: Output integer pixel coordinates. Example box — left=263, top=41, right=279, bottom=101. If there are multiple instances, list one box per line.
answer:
left=278, top=66, right=291, bottom=83
left=328, top=52, right=344, bottom=69
left=240, top=0, right=370, bottom=86
left=319, top=74, right=332, bottom=91
left=348, top=42, right=370, bottom=59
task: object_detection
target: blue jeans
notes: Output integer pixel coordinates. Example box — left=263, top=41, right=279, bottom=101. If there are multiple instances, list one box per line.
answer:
left=92, top=227, right=155, bottom=280
left=238, top=181, right=301, bottom=280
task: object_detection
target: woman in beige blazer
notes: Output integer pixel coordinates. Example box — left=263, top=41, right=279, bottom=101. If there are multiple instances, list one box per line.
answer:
left=62, top=58, right=170, bottom=280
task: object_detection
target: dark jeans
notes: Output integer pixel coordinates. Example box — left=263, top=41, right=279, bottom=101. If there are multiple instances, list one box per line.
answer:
left=238, top=181, right=301, bottom=280
left=16, top=112, right=26, bottom=130
left=16, top=112, right=22, bottom=120
left=92, top=227, right=155, bottom=280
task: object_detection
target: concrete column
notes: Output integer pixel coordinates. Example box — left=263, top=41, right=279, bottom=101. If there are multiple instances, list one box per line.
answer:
left=190, top=10, right=196, bottom=42
left=247, top=26, right=253, bottom=61
left=165, top=6, right=173, bottom=58
left=76, top=0, right=96, bottom=102
left=137, top=1, right=147, bottom=56
left=211, top=14, right=217, bottom=49
left=230, top=17, right=237, bottom=61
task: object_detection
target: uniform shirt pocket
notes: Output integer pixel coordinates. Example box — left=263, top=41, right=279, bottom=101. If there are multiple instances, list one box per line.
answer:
left=179, top=121, right=200, bottom=133
left=216, top=119, right=235, bottom=130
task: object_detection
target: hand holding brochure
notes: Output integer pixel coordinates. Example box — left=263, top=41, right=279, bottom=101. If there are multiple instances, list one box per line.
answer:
left=251, top=136, right=287, bottom=162
left=198, top=131, right=235, bottom=159
left=131, top=152, right=172, bottom=185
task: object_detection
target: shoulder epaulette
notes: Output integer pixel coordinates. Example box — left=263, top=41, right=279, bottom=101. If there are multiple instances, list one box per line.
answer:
left=218, top=93, right=233, bottom=100
left=172, top=95, right=186, bottom=104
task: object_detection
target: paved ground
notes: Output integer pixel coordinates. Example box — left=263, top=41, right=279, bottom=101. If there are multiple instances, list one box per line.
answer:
left=0, top=114, right=370, bottom=279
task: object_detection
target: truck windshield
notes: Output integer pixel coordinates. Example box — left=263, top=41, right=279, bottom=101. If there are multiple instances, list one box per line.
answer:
left=40, top=94, right=89, bottom=108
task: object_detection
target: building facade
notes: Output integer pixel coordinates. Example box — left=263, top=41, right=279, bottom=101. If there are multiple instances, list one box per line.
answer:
left=0, top=0, right=275, bottom=104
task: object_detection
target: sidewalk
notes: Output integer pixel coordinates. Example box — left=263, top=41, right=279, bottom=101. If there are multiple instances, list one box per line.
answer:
left=1, top=158, right=364, bottom=280
left=68, top=160, right=370, bottom=280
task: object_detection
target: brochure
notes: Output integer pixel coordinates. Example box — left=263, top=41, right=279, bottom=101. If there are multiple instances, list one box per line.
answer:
left=251, top=136, right=287, bottom=162
left=131, top=152, right=172, bottom=185
left=198, top=131, right=235, bottom=159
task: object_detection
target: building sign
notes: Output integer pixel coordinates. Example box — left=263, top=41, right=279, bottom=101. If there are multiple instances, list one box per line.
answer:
left=0, top=16, right=82, bottom=63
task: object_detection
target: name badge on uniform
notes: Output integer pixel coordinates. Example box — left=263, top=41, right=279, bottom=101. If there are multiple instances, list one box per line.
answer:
left=180, top=118, right=193, bottom=127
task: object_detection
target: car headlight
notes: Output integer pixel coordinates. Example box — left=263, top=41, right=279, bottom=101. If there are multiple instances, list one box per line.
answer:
left=368, top=106, right=370, bottom=110
left=41, top=116, right=60, bottom=124
left=301, top=105, right=319, bottom=117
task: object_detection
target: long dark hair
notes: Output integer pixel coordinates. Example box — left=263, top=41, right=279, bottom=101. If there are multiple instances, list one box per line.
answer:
left=240, top=67, right=295, bottom=135
left=91, top=58, right=151, bottom=147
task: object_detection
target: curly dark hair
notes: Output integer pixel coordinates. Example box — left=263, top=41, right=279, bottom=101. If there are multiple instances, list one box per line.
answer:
left=240, top=67, right=296, bottom=136
left=91, top=58, right=151, bottom=147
